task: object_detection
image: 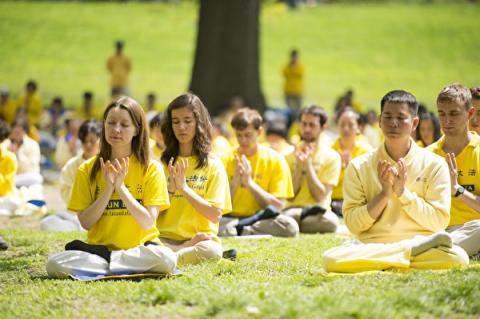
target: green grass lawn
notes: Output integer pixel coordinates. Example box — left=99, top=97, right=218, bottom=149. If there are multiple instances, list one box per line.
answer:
left=1, top=221, right=480, bottom=318
left=0, top=1, right=479, bottom=113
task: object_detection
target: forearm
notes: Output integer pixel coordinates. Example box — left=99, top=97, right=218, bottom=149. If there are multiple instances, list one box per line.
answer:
left=117, top=184, right=156, bottom=230
left=246, top=180, right=283, bottom=209
left=180, top=185, right=222, bottom=223
left=229, top=176, right=241, bottom=198
left=292, top=166, right=303, bottom=195
left=458, top=190, right=480, bottom=213
left=77, top=185, right=114, bottom=230
left=305, top=164, right=329, bottom=202
left=366, top=191, right=389, bottom=220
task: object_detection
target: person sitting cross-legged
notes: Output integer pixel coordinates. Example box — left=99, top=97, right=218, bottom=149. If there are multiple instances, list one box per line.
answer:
left=219, top=107, right=298, bottom=238
left=322, top=90, right=469, bottom=273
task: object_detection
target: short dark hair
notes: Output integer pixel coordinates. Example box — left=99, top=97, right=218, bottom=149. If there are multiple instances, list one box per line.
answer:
left=78, top=120, right=102, bottom=143
left=231, top=107, right=263, bottom=130
left=0, top=119, right=10, bottom=142
left=299, top=104, right=328, bottom=127
left=26, top=80, right=37, bottom=91
left=149, top=112, right=163, bottom=129
left=470, top=86, right=480, bottom=100
left=83, top=91, right=93, bottom=100
left=266, top=121, right=288, bottom=140
left=437, top=83, right=471, bottom=110
left=115, top=40, right=124, bottom=49
left=380, top=90, right=418, bottom=116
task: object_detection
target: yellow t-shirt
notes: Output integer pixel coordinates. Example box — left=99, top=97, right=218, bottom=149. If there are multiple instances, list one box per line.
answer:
left=0, top=99, right=18, bottom=124
left=286, top=142, right=341, bottom=209
left=68, top=155, right=170, bottom=250
left=427, top=134, right=480, bottom=226
left=0, top=146, right=17, bottom=197
left=283, top=62, right=304, bottom=96
left=16, top=93, right=42, bottom=125
left=106, top=54, right=131, bottom=88
left=149, top=138, right=163, bottom=161
left=331, top=138, right=371, bottom=200
left=223, top=145, right=294, bottom=217
left=344, top=142, right=450, bottom=243
left=156, top=155, right=232, bottom=241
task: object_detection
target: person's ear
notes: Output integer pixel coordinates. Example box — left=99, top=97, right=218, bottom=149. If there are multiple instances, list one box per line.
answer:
left=467, top=106, right=476, bottom=120
left=412, top=116, right=420, bottom=132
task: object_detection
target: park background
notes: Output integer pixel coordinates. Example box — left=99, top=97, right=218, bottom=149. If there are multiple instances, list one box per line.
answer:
left=1, top=1, right=480, bottom=318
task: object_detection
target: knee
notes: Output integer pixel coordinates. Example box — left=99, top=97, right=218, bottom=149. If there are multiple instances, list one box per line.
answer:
left=150, top=246, right=177, bottom=273
left=277, top=215, right=299, bottom=237
left=450, top=245, right=470, bottom=268
left=46, top=253, right=69, bottom=278
left=196, top=241, right=223, bottom=262
left=464, top=219, right=480, bottom=230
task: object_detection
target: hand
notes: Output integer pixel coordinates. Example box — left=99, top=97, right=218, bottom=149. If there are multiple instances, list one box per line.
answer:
left=240, top=154, right=253, bottom=187
left=377, top=160, right=394, bottom=197
left=295, top=143, right=312, bottom=170
left=167, top=157, right=177, bottom=193
left=339, top=150, right=352, bottom=169
left=446, top=153, right=459, bottom=194
left=173, top=158, right=189, bottom=192
left=392, top=158, right=407, bottom=197
left=111, top=157, right=129, bottom=190
left=100, top=157, right=116, bottom=186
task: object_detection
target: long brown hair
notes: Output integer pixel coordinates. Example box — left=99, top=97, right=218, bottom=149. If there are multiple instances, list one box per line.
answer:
left=161, top=93, right=212, bottom=168
left=90, top=96, right=150, bottom=181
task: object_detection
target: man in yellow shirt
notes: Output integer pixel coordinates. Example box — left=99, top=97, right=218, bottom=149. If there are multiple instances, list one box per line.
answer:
left=220, top=108, right=298, bottom=237
left=283, top=49, right=304, bottom=111
left=16, top=80, right=42, bottom=126
left=77, top=91, right=102, bottom=121
left=0, top=87, right=18, bottom=125
left=282, top=105, right=342, bottom=233
left=428, top=83, right=480, bottom=257
left=106, top=40, right=131, bottom=97
left=323, top=90, right=468, bottom=273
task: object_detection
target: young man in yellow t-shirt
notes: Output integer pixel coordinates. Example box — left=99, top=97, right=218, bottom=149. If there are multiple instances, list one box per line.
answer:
left=16, top=80, right=42, bottom=126
left=220, top=108, right=298, bottom=237
left=427, top=83, right=480, bottom=257
left=282, top=105, right=342, bottom=234
left=323, top=90, right=468, bottom=273
left=106, top=40, right=131, bottom=97
left=283, top=49, right=304, bottom=111
left=0, top=87, right=18, bottom=125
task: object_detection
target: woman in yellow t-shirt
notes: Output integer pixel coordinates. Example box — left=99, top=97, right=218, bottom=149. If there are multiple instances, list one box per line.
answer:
left=331, top=108, right=371, bottom=216
left=46, top=96, right=176, bottom=278
left=156, top=93, right=232, bottom=265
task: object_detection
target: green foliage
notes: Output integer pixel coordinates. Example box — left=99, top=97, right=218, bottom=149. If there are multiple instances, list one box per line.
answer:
left=1, top=229, right=480, bottom=318
left=0, top=1, right=478, bottom=112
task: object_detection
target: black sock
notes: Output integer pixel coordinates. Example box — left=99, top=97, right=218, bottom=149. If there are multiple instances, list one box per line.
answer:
left=0, top=236, right=8, bottom=251
left=300, top=205, right=326, bottom=220
left=65, top=240, right=111, bottom=263
left=235, top=206, right=280, bottom=235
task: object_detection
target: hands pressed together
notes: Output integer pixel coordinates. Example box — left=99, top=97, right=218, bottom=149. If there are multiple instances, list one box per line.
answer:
left=100, top=157, right=129, bottom=191
left=295, top=143, right=313, bottom=171
left=234, top=154, right=253, bottom=187
left=446, top=153, right=460, bottom=194
left=167, top=157, right=189, bottom=194
left=377, top=158, right=407, bottom=197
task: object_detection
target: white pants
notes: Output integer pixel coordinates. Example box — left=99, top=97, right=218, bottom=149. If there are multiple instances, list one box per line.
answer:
left=46, top=245, right=177, bottom=278
left=16, top=172, right=43, bottom=188
left=447, top=220, right=480, bottom=256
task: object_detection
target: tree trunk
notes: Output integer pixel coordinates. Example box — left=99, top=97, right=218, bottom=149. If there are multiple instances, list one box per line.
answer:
left=189, top=0, right=266, bottom=117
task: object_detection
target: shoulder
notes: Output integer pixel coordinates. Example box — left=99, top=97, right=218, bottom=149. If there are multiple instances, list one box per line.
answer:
left=78, top=156, right=97, bottom=175
left=349, top=147, right=378, bottom=170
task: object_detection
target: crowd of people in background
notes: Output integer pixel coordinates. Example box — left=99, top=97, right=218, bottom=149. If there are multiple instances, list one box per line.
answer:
left=1, top=44, right=480, bottom=277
